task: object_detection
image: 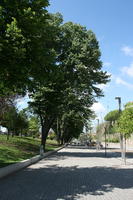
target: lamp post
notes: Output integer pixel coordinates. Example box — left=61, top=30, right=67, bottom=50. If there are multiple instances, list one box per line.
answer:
left=96, top=119, right=100, bottom=150
left=104, top=125, right=107, bottom=157
left=115, top=97, right=125, bottom=163
left=115, top=97, right=121, bottom=112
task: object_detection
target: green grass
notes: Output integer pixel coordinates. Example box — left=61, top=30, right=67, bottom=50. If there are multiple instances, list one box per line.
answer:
left=0, top=135, right=59, bottom=168
left=105, top=138, right=120, bottom=143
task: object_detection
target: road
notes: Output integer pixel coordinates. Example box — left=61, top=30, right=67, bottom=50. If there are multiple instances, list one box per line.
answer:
left=0, top=146, right=133, bottom=200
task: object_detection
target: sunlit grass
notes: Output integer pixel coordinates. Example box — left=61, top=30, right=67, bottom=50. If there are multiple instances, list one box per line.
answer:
left=0, top=135, right=59, bottom=168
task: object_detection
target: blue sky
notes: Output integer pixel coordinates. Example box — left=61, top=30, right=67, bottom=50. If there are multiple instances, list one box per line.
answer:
left=46, top=0, right=133, bottom=122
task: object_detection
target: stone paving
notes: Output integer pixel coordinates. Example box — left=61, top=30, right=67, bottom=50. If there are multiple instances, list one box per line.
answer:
left=0, top=146, right=133, bottom=200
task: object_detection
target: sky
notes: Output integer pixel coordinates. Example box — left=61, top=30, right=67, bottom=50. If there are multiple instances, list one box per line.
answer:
left=47, top=0, right=133, bottom=123
left=17, top=0, right=133, bottom=126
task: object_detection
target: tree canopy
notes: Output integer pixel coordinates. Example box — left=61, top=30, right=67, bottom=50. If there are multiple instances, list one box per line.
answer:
left=104, top=110, right=120, bottom=123
left=0, top=0, right=55, bottom=94
left=1, top=1, right=110, bottom=150
left=118, top=102, right=133, bottom=138
left=29, top=20, right=110, bottom=149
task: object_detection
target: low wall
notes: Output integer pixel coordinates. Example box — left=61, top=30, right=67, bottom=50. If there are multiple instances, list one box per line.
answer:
left=0, top=146, right=64, bottom=179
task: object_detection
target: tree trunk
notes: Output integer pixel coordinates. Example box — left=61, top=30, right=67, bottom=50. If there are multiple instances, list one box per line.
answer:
left=56, top=119, right=62, bottom=145
left=21, top=129, right=23, bottom=137
left=59, top=119, right=65, bottom=145
left=41, top=124, right=47, bottom=151
left=40, top=116, right=55, bottom=151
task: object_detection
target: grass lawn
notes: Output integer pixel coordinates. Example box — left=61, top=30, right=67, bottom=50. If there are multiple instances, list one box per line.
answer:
left=0, top=135, right=60, bottom=168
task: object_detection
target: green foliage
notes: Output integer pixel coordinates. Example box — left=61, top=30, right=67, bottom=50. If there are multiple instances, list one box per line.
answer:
left=54, top=22, right=110, bottom=143
left=106, top=137, right=119, bottom=143
left=48, top=132, right=56, bottom=140
left=0, top=0, right=52, bottom=94
left=1, top=2, right=110, bottom=148
left=108, top=124, right=118, bottom=134
left=63, top=112, right=84, bottom=142
left=0, top=95, right=18, bottom=122
left=30, top=20, right=109, bottom=147
left=104, top=110, right=120, bottom=122
left=0, top=106, right=29, bottom=137
left=0, top=106, right=17, bottom=132
left=59, top=22, right=109, bottom=98
left=15, top=110, right=29, bottom=136
left=118, top=107, right=133, bottom=137
left=28, top=116, right=40, bottom=137
left=125, top=101, right=133, bottom=108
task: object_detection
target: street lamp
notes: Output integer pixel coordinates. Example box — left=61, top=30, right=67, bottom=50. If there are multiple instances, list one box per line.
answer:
left=115, top=97, right=126, bottom=163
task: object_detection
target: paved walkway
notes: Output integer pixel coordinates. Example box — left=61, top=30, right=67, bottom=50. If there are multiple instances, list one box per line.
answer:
left=0, top=146, right=133, bottom=200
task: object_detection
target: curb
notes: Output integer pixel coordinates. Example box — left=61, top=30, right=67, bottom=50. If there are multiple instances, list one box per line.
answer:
left=0, top=145, right=65, bottom=179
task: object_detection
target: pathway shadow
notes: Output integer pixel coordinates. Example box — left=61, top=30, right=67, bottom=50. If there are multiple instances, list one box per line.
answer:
left=45, top=149, right=121, bottom=163
left=0, top=164, right=133, bottom=200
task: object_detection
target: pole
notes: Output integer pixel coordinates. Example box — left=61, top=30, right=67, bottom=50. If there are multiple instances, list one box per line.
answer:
left=124, top=136, right=126, bottom=165
left=96, top=119, right=99, bottom=150
left=104, top=126, right=107, bottom=157
left=115, top=97, right=125, bottom=163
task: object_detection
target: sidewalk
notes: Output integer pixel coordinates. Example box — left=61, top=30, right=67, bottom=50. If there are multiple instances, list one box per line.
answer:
left=0, top=146, right=133, bottom=200
left=101, top=142, right=133, bottom=167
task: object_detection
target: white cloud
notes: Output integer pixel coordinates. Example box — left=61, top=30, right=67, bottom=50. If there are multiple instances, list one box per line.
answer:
left=16, top=94, right=30, bottom=110
left=115, top=77, right=133, bottom=89
left=121, top=46, right=133, bottom=57
left=91, top=102, right=107, bottom=122
left=121, top=62, right=133, bottom=77
left=103, top=62, right=111, bottom=67
left=91, top=102, right=106, bottom=114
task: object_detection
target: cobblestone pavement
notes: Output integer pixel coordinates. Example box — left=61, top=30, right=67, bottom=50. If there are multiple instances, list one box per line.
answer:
left=0, top=146, right=133, bottom=200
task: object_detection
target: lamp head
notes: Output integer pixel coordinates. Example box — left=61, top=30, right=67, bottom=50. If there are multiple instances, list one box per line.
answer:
left=115, top=97, right=120, bottom=99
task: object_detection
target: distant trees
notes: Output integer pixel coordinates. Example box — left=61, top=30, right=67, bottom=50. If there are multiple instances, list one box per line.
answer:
left=1, top=106, right=29, bottom=139
left=15, top=110, right=29, bottom=137
left=0, top=95, right=18, bottom=122
left=1, top=106, right=17, bottom=139
left=104, top=102, right=133, bottom=139
left=104, top=110, right=120, bottom=124
left=28, top=116, right=40, bottom=138
left=104, top=109, right=120, bottom=135
left=118, top=102, right=133, bottom=138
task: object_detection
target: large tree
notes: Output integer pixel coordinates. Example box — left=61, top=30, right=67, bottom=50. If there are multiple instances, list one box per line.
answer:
left=54, top=22, right=109, bottom=144
left=30, top=20, right=109, bottom=150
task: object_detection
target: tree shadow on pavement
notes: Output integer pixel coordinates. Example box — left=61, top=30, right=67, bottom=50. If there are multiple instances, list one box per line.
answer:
left=45, top=150, right=121, bottom=162
left=0, top=164, right=133, bottom=200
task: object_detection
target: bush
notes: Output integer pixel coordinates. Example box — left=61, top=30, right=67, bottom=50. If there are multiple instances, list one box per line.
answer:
left=106, top=137, right=119, bottom=143
left=48, top=132, right=56, bottom=140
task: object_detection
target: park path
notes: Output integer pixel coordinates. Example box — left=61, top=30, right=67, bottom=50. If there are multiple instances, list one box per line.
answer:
left=0, top=146, right=133, bottom=200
